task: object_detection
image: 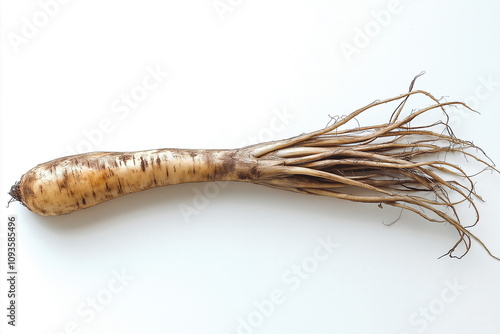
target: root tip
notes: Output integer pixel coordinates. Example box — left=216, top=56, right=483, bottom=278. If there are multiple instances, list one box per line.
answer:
left=8, top=182, right=22, bottom=204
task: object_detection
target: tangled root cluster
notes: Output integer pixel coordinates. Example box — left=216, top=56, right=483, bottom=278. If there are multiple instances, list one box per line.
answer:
left=252, top=74, right=498, bottom=260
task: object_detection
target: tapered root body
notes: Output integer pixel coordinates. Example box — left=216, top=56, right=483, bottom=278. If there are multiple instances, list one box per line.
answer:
left=12, top=149, right=258, bottom=216
left=9, top=75, right=500, bottom=260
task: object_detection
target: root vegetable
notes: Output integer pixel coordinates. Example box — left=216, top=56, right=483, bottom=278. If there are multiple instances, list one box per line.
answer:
left=9, top=76, right=499, bottom=260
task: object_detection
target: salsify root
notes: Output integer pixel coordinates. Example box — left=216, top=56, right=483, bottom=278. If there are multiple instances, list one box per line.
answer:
left=9, top=75, right=499, bottom=260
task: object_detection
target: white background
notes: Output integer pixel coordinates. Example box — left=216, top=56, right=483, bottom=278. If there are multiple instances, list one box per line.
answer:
left=1, top=1, right=500, bottom=333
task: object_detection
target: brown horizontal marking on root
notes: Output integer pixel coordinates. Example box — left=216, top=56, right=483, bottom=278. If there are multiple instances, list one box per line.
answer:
left=117, top=178, right=124, bottom=194
left=119, top=154, right=132, bottom=165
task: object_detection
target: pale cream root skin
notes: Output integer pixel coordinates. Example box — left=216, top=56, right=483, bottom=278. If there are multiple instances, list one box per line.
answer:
left=10, top=81, right=500, bottom=260
left=17, top=148, right=258, bottom=216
